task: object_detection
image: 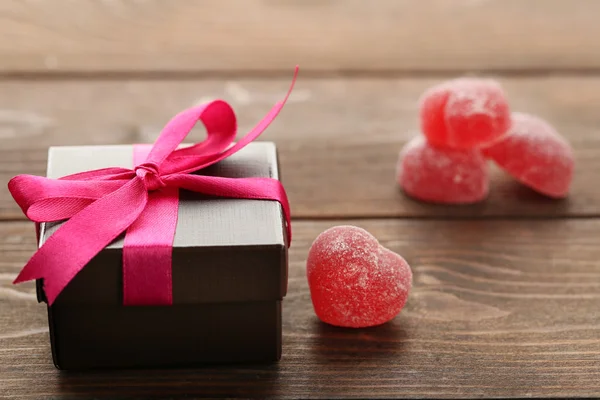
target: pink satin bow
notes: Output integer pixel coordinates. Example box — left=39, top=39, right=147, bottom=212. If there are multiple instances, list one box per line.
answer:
left=8, top=68, right=297, bottom=306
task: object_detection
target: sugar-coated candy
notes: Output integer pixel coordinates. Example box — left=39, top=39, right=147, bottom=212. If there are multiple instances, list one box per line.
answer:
left=482, top=112, right=574, bottom=198
left=307, top=225, right=412, bottom=328
left=397, top=136, right=489, bottom=204
left=419, top=78, right=511, bottom=149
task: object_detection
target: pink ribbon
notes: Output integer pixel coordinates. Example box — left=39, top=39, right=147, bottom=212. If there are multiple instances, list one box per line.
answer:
left=8, top=68, right=297, bottom=306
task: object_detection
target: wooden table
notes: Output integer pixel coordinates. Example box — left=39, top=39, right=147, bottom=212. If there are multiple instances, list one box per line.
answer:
left=2, top=1, right=600, bottom=398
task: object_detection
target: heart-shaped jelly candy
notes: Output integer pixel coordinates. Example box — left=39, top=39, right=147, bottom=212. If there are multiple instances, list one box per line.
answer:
left=397, top=136, right=489, bottom=204
left=307, top=225, right=412, bottom=328
left=419, top=78, right=511, bottom=149
left=482, top=112, right=574, bottom=198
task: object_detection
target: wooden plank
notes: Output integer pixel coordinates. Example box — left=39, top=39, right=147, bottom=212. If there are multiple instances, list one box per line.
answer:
left=2, top=218, right=600, bottom=398
left=1, top=0, right=600, bottom=74
left=1, top=77, right=600, bottom=219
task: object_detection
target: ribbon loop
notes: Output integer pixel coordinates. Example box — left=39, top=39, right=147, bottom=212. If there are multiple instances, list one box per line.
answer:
left=143, top=99, right=238, bottom=170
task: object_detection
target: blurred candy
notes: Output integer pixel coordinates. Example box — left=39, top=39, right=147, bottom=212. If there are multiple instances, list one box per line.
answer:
left=482, top=112, right=574, bottom=198
left=307, top=225, right=412, bottom=328
left=397, top=136, right=489, bottom=204
left=419, top=78, right=511, bottom=149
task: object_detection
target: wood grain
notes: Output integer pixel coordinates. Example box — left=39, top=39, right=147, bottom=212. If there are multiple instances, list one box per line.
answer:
left=0, top=0, right=600, bottom=74
left=1, top=218, right=600, bottom=399
left=1, top=77, right=599, bottom=219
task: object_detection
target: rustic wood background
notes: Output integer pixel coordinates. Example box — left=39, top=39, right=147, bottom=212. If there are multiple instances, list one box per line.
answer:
left=1, top=1, right=599, bottom=399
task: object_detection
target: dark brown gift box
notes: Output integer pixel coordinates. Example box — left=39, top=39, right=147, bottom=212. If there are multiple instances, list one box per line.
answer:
left=36, top=142, right=289, bottom=370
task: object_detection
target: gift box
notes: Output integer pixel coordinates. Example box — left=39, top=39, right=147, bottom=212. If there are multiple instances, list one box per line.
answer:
left=9, top=72, right=297, bottom=370
left=36, top=142, right=288, bottom=370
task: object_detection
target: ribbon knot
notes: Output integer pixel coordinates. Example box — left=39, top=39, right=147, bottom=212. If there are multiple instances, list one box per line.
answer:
left=135, top=163, right=165, bottom=191
left=8, top=67, right=299, bottom=306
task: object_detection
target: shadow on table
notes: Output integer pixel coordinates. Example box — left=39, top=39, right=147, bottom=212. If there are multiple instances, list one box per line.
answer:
left=307, top=317, right=410, bottom=362
left=56, top=360, right=281, bottom=398
left=397, top=173, right=572, bottom=216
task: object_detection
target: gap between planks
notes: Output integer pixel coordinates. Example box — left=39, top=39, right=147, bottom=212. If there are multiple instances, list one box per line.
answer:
left=6, top=69, right=600, bottom=81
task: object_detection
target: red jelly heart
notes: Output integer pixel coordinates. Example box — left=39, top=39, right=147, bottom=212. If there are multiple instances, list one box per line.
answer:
left=397, top=136, right=489, bottom=204
left=419, top=78, right=511, bottom=149
left=482, top=112, right=574, bottom=198
left=307, top=225, right=412, bottom=328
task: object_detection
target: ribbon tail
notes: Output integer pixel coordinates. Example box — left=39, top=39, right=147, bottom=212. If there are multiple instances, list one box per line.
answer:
left=162, top=66, right=299, bottom=175
left=14, top=178, right=148, bottom=305
left=201, top=66, right=298, bottom=165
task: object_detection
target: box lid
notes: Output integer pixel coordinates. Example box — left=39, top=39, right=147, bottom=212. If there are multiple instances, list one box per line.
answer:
left=38, top=142, right=288, bottom=306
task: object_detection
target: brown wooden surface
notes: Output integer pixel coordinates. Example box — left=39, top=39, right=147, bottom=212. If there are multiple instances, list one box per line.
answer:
left=2, top=1, right=600, bottom=398
left=2, top=219, right=600, bottom=399
left=1, top=77, right=600, bottom=220
left=1, top=0, right=600, bottom=74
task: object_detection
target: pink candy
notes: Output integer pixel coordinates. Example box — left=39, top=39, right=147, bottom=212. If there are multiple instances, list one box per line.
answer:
left=397, top=137, right=489, bottom=204
left=398, top=78, right=574, bottom=203
left=307, top=226, right=412, bottom=328
left=306, top=80, right=576, bottom=330
left=420, top=78, right=511, bottom=149
left=482, top=112, right=574, bottom=198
